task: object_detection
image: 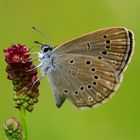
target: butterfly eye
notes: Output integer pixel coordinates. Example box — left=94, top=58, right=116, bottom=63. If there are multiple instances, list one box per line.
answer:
left=43, top=47, right=49, bottom=53
left=41, top=45, right=52, bottom=53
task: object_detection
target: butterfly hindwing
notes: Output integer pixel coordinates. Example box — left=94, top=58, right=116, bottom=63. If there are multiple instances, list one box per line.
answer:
left=48, top=54, right=119, bottom=108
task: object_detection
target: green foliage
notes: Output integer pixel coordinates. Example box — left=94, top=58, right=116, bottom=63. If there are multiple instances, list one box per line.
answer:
left=0, top=0, right=140, bottom=140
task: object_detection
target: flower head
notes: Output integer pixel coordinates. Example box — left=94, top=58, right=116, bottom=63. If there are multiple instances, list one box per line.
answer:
left=4, top=44, right=40, bottom=112
left=4, top=44, right=30, bottom=63
left=3, top=117, right=23, bottom=140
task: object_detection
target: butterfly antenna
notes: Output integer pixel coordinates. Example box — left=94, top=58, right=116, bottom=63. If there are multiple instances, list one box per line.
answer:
left=34, top=41, right=44, bottom=45
left=32, top=26, right=51, bottom=45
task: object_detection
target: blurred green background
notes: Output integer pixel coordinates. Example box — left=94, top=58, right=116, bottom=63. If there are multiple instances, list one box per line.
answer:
left=0, top=0, right=140, bottom=140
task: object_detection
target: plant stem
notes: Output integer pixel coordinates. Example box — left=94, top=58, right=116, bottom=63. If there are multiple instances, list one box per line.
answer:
left=20, top=107, right=27, bottom=140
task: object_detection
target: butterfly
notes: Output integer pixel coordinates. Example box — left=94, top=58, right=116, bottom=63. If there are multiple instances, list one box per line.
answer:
left=34, top=27, right=134, bottom=108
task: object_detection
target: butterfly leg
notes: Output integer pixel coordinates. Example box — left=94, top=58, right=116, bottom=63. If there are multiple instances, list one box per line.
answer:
left=30, top=74, right=45, bottom=90
left=30, top=57, right=40, bottom=62
left=26, top=63, right=43, bottom=72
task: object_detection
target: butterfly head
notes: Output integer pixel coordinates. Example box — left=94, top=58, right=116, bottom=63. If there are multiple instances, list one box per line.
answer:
left=34, top=41, right=53, bottom=59
left=40, top=44, right=53, bottom=54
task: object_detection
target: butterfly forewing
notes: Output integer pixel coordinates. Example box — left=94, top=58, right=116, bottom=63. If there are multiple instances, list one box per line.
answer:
left=48, top=54, right=119, bottom=108
left=53, top=27, right=134, bottom=76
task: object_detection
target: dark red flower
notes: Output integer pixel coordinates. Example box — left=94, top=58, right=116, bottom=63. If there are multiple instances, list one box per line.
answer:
left=4, top=44, right=40, bottom=112
left=4, top=44, right=30, bottom=63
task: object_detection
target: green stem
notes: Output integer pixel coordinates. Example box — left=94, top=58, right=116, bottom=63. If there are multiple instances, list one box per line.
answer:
left=20, top=107, right=27, bottom=140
